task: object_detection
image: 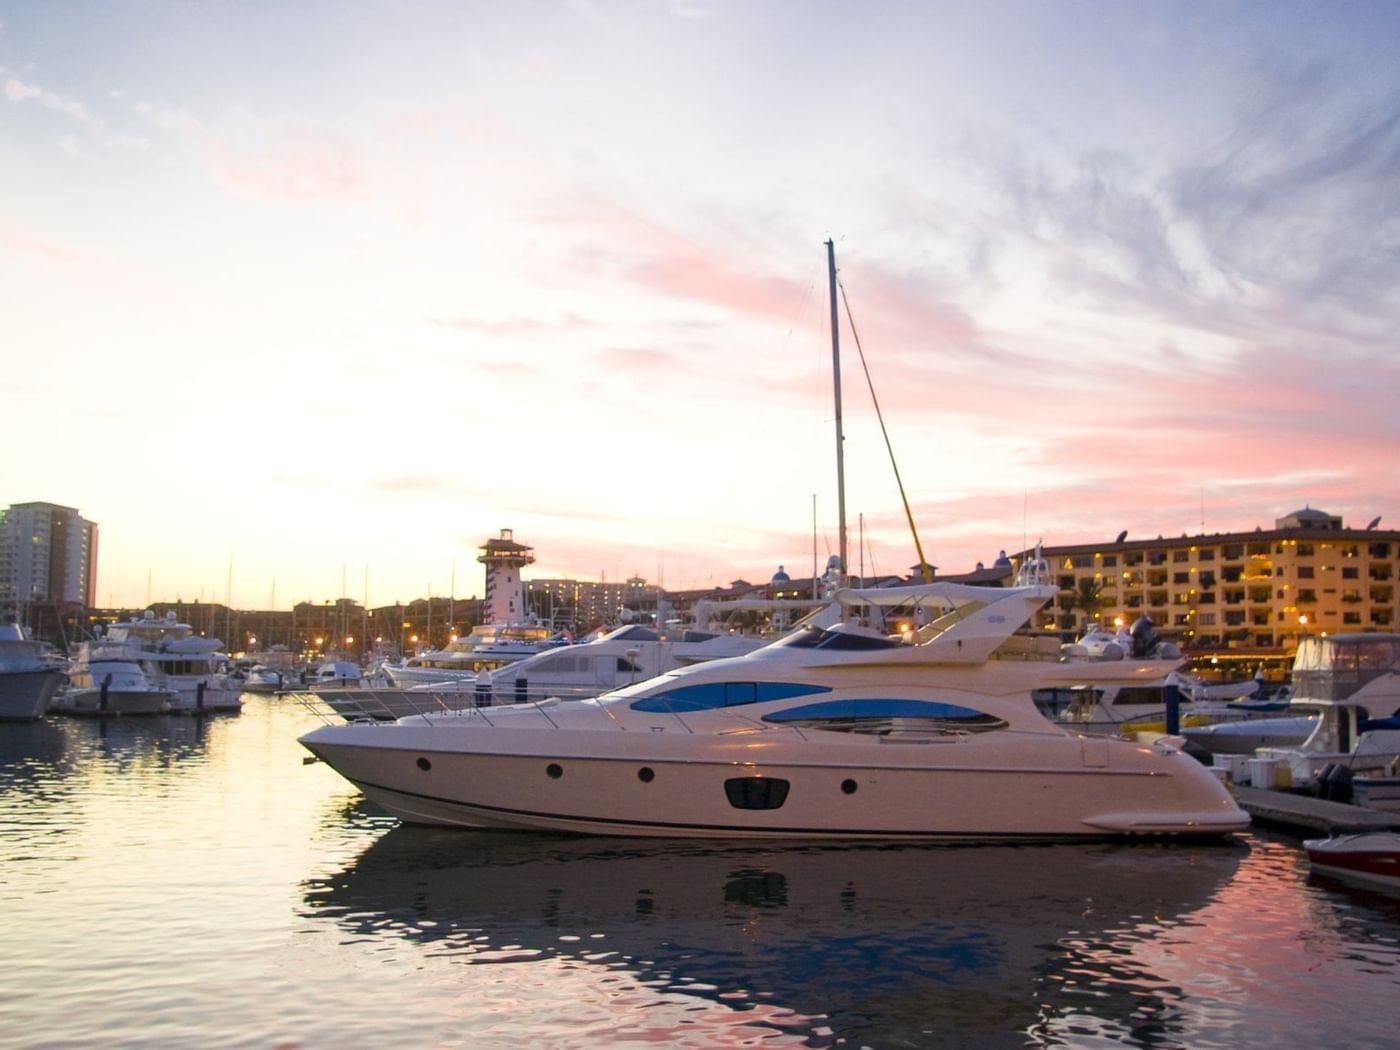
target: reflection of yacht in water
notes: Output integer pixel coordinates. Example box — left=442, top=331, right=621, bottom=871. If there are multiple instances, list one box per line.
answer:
left=302, top=829, right=1244, bottom=1047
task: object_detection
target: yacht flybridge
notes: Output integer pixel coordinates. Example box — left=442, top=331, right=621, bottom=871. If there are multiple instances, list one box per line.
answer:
left=299, top=572, right=1248, bottom=840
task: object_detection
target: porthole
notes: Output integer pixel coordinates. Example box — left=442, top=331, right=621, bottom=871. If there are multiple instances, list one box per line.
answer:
left=841, top=778, right=858, bottom=795
left=638, top=767, right=655, bottom=783
left=546, top=763, right=563, bottom=779
left=416, top=757, right=432, bottom=772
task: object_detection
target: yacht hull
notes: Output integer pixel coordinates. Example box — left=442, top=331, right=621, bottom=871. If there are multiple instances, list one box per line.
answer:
left=0, top=669, right=65, bottom=720
left=166, top=681, right=244, bottom=713
left=59, top=687, right=173, bottom=716
left=302, top=723, right=1248, bottom=840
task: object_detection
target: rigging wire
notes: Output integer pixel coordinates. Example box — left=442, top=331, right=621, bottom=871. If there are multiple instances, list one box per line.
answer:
left=836, top=276, right=934, bottom=584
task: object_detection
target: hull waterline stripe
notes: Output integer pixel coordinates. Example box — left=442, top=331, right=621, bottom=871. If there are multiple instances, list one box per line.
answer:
left=343, top=773, right=1227, bottom=839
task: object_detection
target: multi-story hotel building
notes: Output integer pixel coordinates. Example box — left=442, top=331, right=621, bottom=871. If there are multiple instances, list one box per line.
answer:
left=0, top=502, right=99, bottom=611
left=528, top=575, right=654, bottom=632
left=1016, top=507, right=1398, bottom=673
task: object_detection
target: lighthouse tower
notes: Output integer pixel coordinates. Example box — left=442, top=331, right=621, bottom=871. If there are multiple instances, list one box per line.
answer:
left=479, top=529, right=534, bottom=625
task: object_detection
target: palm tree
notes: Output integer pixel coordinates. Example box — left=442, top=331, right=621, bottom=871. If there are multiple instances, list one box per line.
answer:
left=1064, top=578, right=1105, bottom=633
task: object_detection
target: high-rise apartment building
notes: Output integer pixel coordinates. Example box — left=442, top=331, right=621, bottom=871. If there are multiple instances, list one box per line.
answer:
left=0, top=502, right=99, bottom=610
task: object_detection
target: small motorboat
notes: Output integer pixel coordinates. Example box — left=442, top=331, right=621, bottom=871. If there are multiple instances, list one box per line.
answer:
left=1303, top=832, right=1400, bottom=891
left=1350, top=774, right=1400, bottom=813
left=241, top=665, right=289, bottom=693
left=308, top=661, right=363, bottom=691
left=1179, top=715, right=1318, bottom=755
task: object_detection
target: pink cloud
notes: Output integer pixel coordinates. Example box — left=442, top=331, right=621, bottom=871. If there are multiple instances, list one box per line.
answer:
left=0, top=222, right=94, bottom=267
left=533, top=196, right=816, bottom=325
left=209, top=124, right=367, bottom=202
left=432, top=312, right=600, bottom=338
left=4, top=77, right=40, bottom=101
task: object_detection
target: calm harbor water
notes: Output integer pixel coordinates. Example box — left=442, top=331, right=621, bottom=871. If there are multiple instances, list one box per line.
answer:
left=3, top=698, right=1400, bottom=1049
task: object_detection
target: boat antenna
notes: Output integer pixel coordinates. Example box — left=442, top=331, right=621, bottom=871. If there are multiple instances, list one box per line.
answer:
left=836, top=272, right=933, bottom=583
left=858, top=511, right=865, bottom=586
left=826, top=239, right=848, bottom=581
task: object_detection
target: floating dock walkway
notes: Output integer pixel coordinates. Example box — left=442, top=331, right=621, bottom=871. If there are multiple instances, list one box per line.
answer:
left=1233, top=785, right=1400, bottom=836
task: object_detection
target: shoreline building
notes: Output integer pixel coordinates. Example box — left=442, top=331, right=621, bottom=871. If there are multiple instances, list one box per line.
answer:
left=0, top=503, right=99, bottom=639
left=1015, top=507, right=1398, bottom=677
left=527, top=575, right=652, bottom=632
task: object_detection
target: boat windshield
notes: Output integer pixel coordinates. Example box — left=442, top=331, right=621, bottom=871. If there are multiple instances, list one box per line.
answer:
left=767, top=626, right=904, bottom=652
left=602, top=672, right=686, bottom=702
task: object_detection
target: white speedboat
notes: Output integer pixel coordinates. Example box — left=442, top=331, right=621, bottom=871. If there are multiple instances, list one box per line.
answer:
left=323, top=623, right=767, bottom=721
left=1062, top=623, right=1134, bottom=659
left=56, top=655, right=173, bottom=716
left=1175, top=673, right=1263, bottom=703
left=241, top=665, right=290, bottom=693
left=1351, top=774, right=1400, bottom=812
left=300, top=572, right=1248, bottom=840
left=1179, top=714, right=1319, bottom=755
left=86, top=611, right=243, bottom=713
left=0, top=621, right=66, bottom=720
left=308, top=661, right=363, bottom=691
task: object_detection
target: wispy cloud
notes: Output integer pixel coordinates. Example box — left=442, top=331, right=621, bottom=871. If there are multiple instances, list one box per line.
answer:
left=4, top=75, right=95, bottom=123
left=967, top=57, right=1400, bottom=362
left=433, top=312, right=601, bottom=337
left=208, top=119, right=368, bottom=202
left=0, top=221, right=95, bottom=267
left=372, top=474, right=459, bottom=495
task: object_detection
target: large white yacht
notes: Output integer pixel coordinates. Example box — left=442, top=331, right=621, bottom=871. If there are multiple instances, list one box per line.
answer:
left=383, top=623, right=566, bottom=686
left=321, top=623, right=767, bottom=721
left=81, top=611, right=243, bottom=713
left=300, top=568, right=1248, bottom=840
left=57, top=652, right=173, bottom=715
left=382, top=529, right=567, bottom=687
left=0, top=621, right=66, bottom=720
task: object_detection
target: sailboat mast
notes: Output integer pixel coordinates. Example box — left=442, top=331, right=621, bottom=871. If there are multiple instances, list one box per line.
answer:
left=826, top=239, right=848, bottom=580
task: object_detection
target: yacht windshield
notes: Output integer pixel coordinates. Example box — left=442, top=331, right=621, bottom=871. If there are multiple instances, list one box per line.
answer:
left=767, top=626, right=903, bottom=652
left=601, top=672, right=685, bottom=702
left=769, top=627, right=829, bottom=650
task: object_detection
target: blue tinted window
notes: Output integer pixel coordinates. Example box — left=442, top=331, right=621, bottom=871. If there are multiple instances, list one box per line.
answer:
left=725, top=682, right=757, bottom=706
left=629, top=681, right=830, bottom=712
left=763, top=699, right=1002, bottom=725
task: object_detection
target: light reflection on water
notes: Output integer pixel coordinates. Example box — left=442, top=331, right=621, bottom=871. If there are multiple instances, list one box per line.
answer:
left=2, top=699, right=1400, bottom=1048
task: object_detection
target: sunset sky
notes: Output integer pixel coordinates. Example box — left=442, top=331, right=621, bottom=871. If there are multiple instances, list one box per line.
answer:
left=5, top=2, right=1399, bottom=610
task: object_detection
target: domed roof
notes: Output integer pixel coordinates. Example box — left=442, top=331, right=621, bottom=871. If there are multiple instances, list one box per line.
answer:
left=1289, top=507, right=1331, bottom=522
left=1275, top=506, right=1341, bottom=530
left=770, top=565, right=791, bottom=583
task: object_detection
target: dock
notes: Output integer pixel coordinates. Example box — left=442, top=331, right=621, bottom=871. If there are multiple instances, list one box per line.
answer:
left=1232, top=785, right=1400, bottom=836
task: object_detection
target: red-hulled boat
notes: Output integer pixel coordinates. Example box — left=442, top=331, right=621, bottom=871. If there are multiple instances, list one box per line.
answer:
left=1304, top=832, right=1400, bottom=890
